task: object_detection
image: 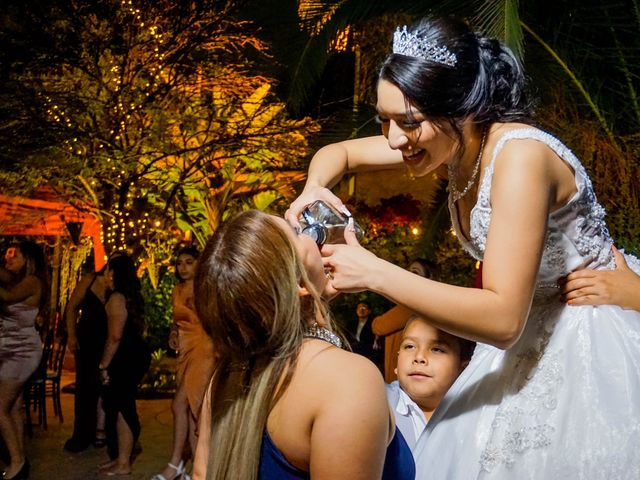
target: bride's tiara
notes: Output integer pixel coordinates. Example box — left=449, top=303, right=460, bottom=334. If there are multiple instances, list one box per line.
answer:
left=392, top=26, right=457, bottom=67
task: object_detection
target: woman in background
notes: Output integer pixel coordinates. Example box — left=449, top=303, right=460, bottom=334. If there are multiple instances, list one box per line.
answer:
left=64, top=261, right=111, bottom=453
left=152, top=246, right=215, bottom=480
left=0, top=241, right=48, bottom=480
left=97, top=254, right=151, bottom=476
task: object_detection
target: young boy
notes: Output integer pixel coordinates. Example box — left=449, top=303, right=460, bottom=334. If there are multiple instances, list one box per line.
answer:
left=387, top=315, right=476, bottom=452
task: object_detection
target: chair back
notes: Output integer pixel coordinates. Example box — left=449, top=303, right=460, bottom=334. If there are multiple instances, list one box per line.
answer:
left=31, top=328, right=55, bottom=381
left=48, top=332, right=68, bottom=379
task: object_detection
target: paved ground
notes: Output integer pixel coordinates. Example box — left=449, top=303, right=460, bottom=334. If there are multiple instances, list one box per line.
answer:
left=6, top=370, right=177, bottom=480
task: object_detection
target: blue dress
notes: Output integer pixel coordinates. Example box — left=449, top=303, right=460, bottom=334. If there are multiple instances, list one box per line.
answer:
left=259, top=426, right=415, bottom=479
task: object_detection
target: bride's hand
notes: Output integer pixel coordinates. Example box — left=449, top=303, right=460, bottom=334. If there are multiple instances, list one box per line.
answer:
left=321, top=219, right=382, bottom=293
left=285, top=186, right=351, bottom=228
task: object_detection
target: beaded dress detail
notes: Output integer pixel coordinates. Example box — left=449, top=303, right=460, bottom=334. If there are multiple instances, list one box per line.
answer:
left=416, top=128, right=640, bottom=479
left=303, top=322, right=342, bottom=348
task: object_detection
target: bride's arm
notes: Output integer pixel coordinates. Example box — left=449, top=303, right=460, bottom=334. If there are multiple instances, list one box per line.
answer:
left=286, top=135, right=404, bottom=225
left=324, top=141, right=554, bottom=349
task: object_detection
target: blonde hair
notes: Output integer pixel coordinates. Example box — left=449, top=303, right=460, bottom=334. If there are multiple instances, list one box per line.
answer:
left=195, top=210, right=328, bottom=480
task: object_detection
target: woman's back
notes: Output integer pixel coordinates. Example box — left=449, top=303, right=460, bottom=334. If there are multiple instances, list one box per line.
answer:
left=192, top=210, right=415, bottom=480
left=195, top=337, right=414, bottom=480
left=266, top=339, right=390, bottom=478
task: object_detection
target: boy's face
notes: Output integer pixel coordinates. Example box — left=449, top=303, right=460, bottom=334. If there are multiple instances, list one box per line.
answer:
left=395, top=318, right=466, bottom=411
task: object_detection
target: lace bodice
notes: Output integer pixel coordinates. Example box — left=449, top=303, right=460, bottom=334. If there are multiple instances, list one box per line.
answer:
left=449, top=128, right=614, bottom=289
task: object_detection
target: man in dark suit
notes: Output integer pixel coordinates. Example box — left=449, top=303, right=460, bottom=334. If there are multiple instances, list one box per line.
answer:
left=347, top=303, right=381, bottom=368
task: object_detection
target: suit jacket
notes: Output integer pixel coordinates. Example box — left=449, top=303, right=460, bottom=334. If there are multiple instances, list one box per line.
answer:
left=346, top=317, right=376, bottom=360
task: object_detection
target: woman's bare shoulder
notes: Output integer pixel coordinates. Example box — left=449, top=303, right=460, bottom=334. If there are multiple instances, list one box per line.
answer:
left=298, top=340, right=385, bottom=392
left=275, top=342, right=388, bottom=433
left=106, top=291, right=126, bottom=308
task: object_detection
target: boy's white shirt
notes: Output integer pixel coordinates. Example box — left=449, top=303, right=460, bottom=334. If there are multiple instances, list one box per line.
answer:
left=386, top=380, right=427, bottom=452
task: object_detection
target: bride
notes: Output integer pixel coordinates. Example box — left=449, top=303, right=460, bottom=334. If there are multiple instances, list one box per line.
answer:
left=286, top=16, right=640, bottom=479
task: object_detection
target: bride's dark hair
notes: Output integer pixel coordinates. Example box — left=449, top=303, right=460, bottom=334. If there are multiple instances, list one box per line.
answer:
left=379, top=16, right=532, bottom=145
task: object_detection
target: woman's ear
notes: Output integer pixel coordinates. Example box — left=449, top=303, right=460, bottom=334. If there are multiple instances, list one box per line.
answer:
left=298, top=284, right=311, bottom=297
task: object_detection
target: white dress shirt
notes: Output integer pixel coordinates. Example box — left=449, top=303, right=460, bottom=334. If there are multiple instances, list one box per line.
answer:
left=386, top=380, right=427, bottom=452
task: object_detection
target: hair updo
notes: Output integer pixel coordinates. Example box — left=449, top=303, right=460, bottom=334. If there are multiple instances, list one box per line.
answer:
left=379, top=16, right=532, bottom=142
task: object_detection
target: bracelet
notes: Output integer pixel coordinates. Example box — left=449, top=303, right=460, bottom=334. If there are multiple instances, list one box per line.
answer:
left=98, top=364, right=108, bottom=370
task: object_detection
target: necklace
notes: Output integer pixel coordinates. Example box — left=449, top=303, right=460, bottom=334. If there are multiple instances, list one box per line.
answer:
left=447, top=129, right=487, bottom=203
left=303, top=322, right=342, bottom=348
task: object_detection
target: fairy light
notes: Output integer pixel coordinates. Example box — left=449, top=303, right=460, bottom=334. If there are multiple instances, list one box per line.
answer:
left=330, top=26, right=351, bottom=52
left=41, top=0, right=174, bottom=254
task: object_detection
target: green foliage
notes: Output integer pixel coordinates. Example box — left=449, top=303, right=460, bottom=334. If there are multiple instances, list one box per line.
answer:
left=0, top=0, right=319, bottom=272
left=140, top=268, right=175, bottom=355
left=434, top=231, right=478, bottom=287
left=353, top=194, right=423, bottom=265
left=139, top=348, right=177, bottom=398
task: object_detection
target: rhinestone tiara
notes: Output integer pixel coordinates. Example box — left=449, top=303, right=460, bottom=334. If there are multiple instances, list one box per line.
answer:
left=392, top=26, right=457, bottom=67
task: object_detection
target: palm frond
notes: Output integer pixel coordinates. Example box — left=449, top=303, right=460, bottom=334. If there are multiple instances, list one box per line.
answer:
left=472, top=0, right=524, bottom=60
left=286, top=0, right=414, bottom=114
left=521, top=21, right=618, bottom=149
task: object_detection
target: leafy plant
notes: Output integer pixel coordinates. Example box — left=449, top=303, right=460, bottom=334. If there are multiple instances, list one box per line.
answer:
left=0, top=0, right=319, bottom=269
left=140, top=269, right=175, bottom=355
left=139, top=347, right=176, bottom=398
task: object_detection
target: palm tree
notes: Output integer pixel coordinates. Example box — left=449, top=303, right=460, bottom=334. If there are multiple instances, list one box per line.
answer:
left=246, top=0, right=640, bottom=252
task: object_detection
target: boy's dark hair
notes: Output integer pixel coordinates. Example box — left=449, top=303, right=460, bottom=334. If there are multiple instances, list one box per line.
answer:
left=457, top=337, right=476, bottom=363
left=404, top=315, right=476, bottom=362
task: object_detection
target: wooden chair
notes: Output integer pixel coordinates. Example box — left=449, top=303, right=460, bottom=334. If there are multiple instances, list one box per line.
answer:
left=23, top=330, right=67, bottom=436
left=23, top=329, right=54, bottom=436
left=45, top=332, right=68, bottom=422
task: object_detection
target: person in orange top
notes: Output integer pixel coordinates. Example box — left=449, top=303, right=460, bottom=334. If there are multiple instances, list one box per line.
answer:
left=372, top=259, right=438, bottom=383
left=152, top=246, right=216, bottom=480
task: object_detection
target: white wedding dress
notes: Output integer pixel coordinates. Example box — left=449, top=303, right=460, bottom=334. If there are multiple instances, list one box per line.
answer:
left=414, top=128, right=640, bottom=479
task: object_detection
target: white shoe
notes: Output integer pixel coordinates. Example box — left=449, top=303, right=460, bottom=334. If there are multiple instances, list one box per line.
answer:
left=151, top=460, right=185, bottom=480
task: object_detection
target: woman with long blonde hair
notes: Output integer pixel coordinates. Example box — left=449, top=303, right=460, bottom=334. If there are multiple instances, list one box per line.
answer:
left=192, top=210, right=414, bottom=480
